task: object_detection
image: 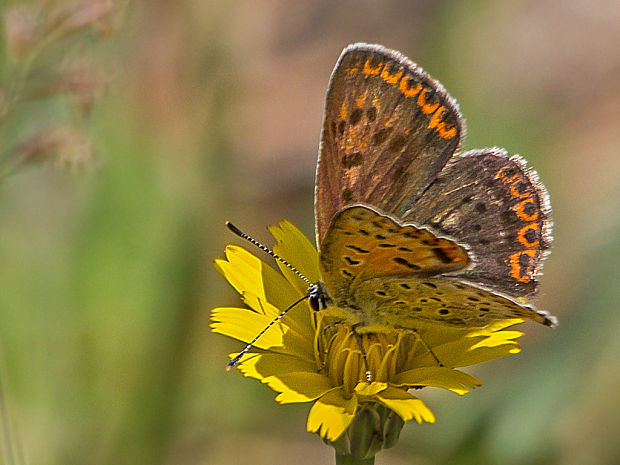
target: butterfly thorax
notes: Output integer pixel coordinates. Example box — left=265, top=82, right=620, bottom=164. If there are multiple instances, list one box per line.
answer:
left=310, top=279, right=389, bottom=332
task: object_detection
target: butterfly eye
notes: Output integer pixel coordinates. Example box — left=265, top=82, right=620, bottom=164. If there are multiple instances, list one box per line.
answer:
left=309, top=293, right=329, bottom=311
left=308, top=282, right=330, bottom=311
left=309, top=295, right=321, bottom=312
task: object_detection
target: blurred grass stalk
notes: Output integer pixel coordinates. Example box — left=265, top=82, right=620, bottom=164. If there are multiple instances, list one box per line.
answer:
left=0, top=346, right=25, bottom=465
left=0, top=1, right=118, bottom=463
left=0, top=0, right=118, bottom=178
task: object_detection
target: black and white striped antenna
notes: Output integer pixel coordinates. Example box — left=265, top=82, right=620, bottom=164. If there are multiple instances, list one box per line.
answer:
left=224, top=221, right=318, bottom=370
left=226, top=221, right=313, bottom=287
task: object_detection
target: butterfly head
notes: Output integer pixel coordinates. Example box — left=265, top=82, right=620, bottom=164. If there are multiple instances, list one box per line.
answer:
left=308, top=281, right=331, bottom=311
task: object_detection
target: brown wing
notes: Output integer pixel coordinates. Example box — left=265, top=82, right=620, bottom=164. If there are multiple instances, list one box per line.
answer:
left=319, top=205, right=470, bottom=305
left=402, top=148, right=552, bottom=297
left=315, top=43, right=464, bottom=246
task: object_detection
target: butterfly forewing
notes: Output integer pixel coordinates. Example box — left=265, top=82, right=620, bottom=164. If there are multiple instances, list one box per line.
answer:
left=319, top=205, right=470, bottom=305
left=315, top=44, right=464, bottom=245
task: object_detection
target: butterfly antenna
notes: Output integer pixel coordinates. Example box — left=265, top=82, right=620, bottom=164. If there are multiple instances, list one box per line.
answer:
left=226, top=293, right=309, bottom=370
left=226, top=221, right=313, bottom=287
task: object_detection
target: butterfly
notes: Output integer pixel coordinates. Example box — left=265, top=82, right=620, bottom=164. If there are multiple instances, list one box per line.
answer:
left=312, top=43, right=556, bottom=331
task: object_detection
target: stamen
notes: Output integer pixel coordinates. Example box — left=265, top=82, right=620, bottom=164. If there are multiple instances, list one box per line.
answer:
left=351, top=324, right=373, bottom=382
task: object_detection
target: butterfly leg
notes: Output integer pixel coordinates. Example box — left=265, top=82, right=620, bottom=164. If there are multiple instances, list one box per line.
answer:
left=398, top=327, right=444, bottom=367
left=351, top=323, right=373, bottom=383
left=322, top=320, right=345, bottom=332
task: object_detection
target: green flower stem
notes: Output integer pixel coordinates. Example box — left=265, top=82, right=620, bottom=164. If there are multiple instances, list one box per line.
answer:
left=335, top=453, right=375, bottom=465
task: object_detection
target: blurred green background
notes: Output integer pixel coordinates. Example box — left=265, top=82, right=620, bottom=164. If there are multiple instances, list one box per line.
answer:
left=0, top=1, right=618, bottom=464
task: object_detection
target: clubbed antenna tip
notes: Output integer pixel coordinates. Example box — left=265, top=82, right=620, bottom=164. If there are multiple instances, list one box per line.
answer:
left=225, top=221, right=243, bottom=237
left=224, top=220, right=313, bottom=287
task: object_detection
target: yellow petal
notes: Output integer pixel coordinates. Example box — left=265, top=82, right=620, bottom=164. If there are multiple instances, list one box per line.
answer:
left=408, top=320, right=523, bottom=368
left=391, top=367, right=481, bottom=395
left=271, top=373, right=335, bottom=403
left=438, top=334, right=521, bottom=367
left=413, top=318, right=520, bottom=345
left=235, top=353, right=333, bottom=403
left=468, top=330, right=523, bottom=350
left=211, top=307, right=286, bottom=350
left=354, top=382, right=388, bottom=397
left=215, top=246, right=290, bottom=311
left=269, top=220, right=321, bottom=295
left=211, top=306, right=314, bottom=360
left=375, top=387, right=435, bottom=423
left=307, top=388, right=358, bottom=441
left=215, top=246, right=267, bottom=299
left=235, top=352, right=317, bottom=378
left=475, top=318, right=524, bottom=332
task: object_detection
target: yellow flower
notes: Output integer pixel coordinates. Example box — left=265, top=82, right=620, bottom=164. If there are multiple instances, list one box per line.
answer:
left=211, top=220, right=523, bottom=444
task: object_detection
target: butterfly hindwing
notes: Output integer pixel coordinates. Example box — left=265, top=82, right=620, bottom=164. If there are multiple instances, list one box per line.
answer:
left=401, top=148, right=552, bottom=297
left=346, top=276, right=553, bottom=329
left=315, top=43, right=464, bottom=245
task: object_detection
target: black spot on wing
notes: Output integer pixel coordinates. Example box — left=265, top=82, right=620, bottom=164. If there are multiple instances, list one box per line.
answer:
left=432, top=247, right=452, bottom=264
left=393, top=257, right=421, bottom=270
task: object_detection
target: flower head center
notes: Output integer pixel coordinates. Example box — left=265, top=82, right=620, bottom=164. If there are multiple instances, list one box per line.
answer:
left=315, top=318, right=420, bottom=395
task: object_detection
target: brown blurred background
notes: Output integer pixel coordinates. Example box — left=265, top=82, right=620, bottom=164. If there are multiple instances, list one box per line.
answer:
left=0, top=1, right=618, bottom=464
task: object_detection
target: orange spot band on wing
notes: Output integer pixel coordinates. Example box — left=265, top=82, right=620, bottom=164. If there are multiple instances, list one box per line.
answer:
left=510, top=180, right=532, bottom=199
left=380, top=65, right=403, bottom=85
left=428, top=107, right=457, bottom=139
left=510, top=250, right=536, bottom=283
left=438, top=126, right=457, bottom=139
left=417, top=88, right=440, bottom=114
left=517, top=222, right=540, bottom=248
left=399, top=77, right=421, bottom=98
left=515, top=197, right=539, bottom=221
left=363, top=59, right=382, bottom=76
left=428, top=106, right=444, bottom=128
left=495, top=166, right=519, bottom=184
